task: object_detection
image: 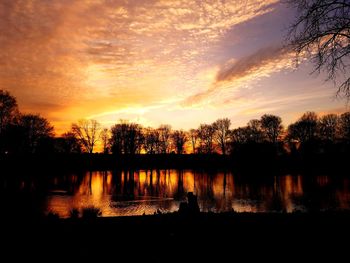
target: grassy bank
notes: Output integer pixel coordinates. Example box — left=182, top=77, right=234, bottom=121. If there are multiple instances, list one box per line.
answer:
left=3, top=211, right=350, bottom=261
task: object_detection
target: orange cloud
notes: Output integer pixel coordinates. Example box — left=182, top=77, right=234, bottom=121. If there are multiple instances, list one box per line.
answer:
left=1, top=0, right=297, bottom=134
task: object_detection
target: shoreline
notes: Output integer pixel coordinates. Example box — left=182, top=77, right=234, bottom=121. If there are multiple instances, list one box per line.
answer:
left=4, top=211, right=350, bottom=260
left=1, top=152, right=349, bottom=174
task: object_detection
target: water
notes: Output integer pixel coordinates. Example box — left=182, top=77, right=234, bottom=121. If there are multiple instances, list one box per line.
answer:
left=3, top=170, right=350, bottom=217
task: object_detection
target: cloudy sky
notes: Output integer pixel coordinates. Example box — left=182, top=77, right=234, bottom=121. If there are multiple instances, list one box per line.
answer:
left=0, top=0, right=346, bottom=134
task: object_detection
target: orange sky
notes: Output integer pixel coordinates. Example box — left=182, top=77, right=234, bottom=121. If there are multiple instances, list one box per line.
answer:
left=0, top=0, right=347, bottom=135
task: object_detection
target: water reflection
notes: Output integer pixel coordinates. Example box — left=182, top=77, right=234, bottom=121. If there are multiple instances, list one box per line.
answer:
left=41, top=170, right=350, bottom=218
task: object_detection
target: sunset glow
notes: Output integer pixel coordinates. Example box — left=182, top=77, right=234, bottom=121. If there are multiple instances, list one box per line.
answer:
left=0, top=0, right=346, bottom=134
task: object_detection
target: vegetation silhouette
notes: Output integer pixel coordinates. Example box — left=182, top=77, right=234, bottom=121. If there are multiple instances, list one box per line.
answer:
left=287, top=0, right=350, bottom=98
left=0, top=90, right=349, bottom=173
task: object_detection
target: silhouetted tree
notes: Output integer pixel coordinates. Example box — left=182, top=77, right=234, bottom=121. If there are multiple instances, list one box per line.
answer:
left=287, top=0, right=350, bottom=98
left=172, top=130, right=187, bottom=154
left=18, top=114, right=54, bottom=153
left=55, top=132, right=81, bottom=153
left=247, top=119, right=265, bottom=143
left=213, top=118, right=231, bottom=154
left=261, top=114, right=283, bottom=143
left=0, top=90, right=18, bottom=136
left=339, top=112, right=350, bottom=140
left=198, top=124, right=215, bottom=154
left=143, top=128, right=159, bottom=154
left=287, top=112, right=318, bottom=143
left=158, top=125, right=172, bottom=154
left=109, top=121, right=143, bottom=154
left=318, top=114, right=338, bottom=141
left=189, top=129, right=199, bottom=154
left=231, top=127, right=250, bottom=144
left=72, top=119, right=101, bottom=153
left=100, top=128, right=110, bottom=154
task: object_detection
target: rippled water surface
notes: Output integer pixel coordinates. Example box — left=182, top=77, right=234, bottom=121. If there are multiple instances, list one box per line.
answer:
left=40, top=170, right=350, bottom=217
left=4, top=170, right=350, bottom=217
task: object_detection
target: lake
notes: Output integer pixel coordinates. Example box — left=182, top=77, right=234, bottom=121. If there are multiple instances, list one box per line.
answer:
left=3, top=169, right=350, bottom=217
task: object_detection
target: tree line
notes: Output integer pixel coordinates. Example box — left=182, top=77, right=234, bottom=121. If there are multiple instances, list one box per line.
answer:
left=1, top=90, right=349, bottom=156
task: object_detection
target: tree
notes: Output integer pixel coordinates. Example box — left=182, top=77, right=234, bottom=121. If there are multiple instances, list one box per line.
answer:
left=189, top=129, right=199, bottom=154
left=100, top=128, right=110, bottom=154
left=71, top=119, right=101, bottom=153
left=318, top=114, right=338, bottom=141
left=19, top=114, right=54, bottom=153
left=143, top=127, right=159, bottom=154
left=287, top=0, right=350, bottom=98
left=287, top=112, right=318, bottom=143
left=109, top=121, right=143, bottom=155
left=172, top=130, right=187, bottom=154
left=339, top=112, right=350, bottom=140
left=158, top=125, right=172, bottom=154
left=55, top=132, right=82, bottom=153
left=261, top=114, right=283, bottom=143
left=213, top=118, right=231, bottom=154
left=0, top=90, right=18, bottom=136
left=247, top=119, right=265, bottom=143
left=198, top=124, right=215, bottom=154
left=231, top=127, right=251, bottom=144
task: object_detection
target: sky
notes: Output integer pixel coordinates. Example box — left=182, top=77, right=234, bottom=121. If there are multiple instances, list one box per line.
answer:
left=0, top=0, right=347, bottom=135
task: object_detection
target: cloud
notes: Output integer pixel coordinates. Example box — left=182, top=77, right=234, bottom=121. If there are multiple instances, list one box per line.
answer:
left=0, top=0, right=280, bottom=132
left=184, top=45, right=295, bottom=106
left=216, top=46, right=290, bottom=83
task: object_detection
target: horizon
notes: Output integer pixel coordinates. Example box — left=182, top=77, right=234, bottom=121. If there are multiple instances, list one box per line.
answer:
left=0, top=0, right=348, bottom=135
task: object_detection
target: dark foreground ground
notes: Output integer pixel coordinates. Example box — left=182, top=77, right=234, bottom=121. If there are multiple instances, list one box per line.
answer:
left=3, top=212, right=350, bottom=262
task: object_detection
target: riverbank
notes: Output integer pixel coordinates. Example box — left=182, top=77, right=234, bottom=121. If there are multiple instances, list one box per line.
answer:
left=1, top=152, right=349, bottom=175
left=3, top=211, right=350, bottom=261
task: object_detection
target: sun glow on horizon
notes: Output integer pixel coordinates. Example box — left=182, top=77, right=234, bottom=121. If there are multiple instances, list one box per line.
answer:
left=0, top=0, right=347, bottom=135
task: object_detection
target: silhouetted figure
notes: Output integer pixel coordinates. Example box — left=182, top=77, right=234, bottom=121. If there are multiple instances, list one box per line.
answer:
left=178, top=192, right=200, bottom=216
left=179, top=202, right=188, bottom=213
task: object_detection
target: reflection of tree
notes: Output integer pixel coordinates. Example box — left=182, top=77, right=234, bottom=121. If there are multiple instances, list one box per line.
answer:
left=301, top=176, right=341, bottom=212
left=223, top=172, right=227, bottom=197
left=88, top=170, right=92, bottom=195
left=174, top=170, right=185, bottom=200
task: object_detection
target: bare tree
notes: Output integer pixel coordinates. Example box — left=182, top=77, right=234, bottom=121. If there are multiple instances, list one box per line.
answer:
left=189, top=129, right=199, bottom=154
left=19, top=114, right=54, bottom=153
left=247, top=119, right=265, bottom=143
left=261, top=114, right=283, bottom=143
left=287, top=0, right=350, bottom=98
left=172, top=130, right=187, bottom=154
left=56, top=132, right=82, bottom=153
left=287, top=111, right=318, bottom=143
left=198, top=124, right=216, bottom=154
left=100, top=128, right=110, bottom=154
left=0, top=90, right=18, bottom=136
left=109, top=121, right=143, bottom=154
left=213, top=118, right=231, bottom=154
left=143, top=127, right=159, bottom=154
left=231, top=127, right=251, bottom=144
left=318, top=114, right=338, bottom=141
left=339, top=111, right=350, bottom=140
left=158, top=125, right=172, bottom=153
left=72, top=119, right=101, bottom=153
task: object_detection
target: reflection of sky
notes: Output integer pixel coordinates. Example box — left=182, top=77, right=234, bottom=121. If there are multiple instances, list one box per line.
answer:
left=0, top=1, right=347, bottom=135
left=44, top=170, right=350, bottom=217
